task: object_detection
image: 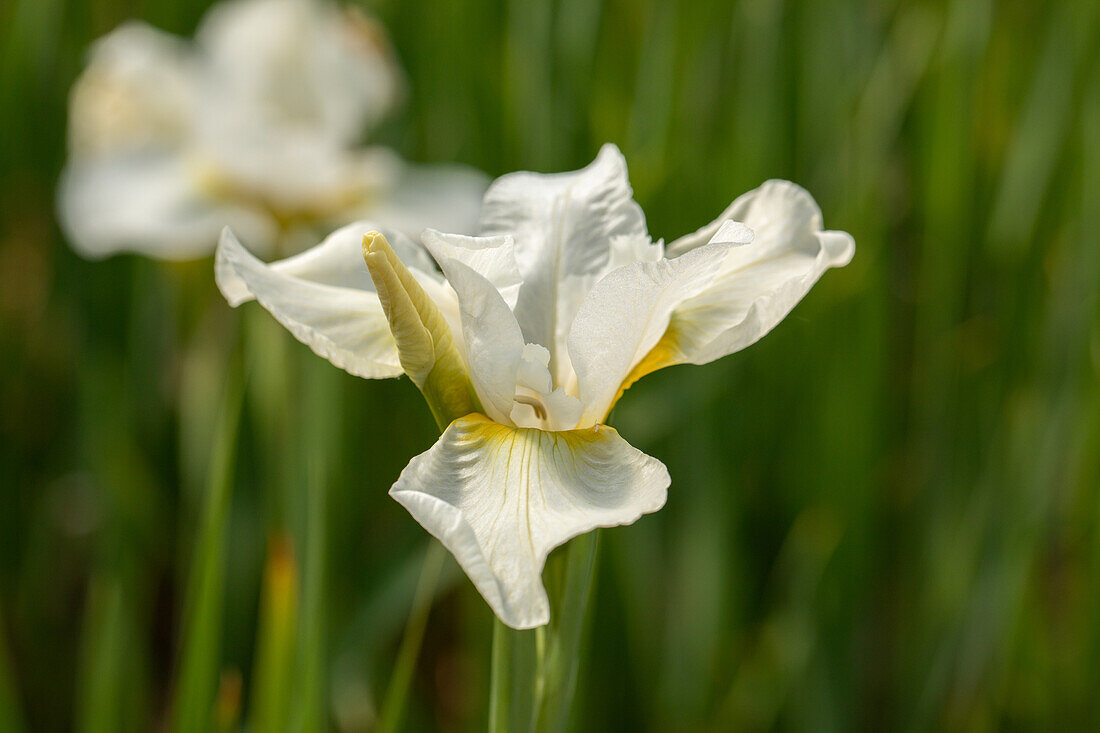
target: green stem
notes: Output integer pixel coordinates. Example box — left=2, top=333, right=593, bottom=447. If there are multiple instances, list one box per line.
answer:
left=536, top=530, right=599, bottom=733
left=170, top=360, right=245, bottom=732
left=291, top=359, right=337, bottom=733
left=376, top=540, right=447, bottom=733
left=488, top=617, right=537, bottom=733
left=488, top=618, right=509, bottom=733
left=487, top=530, right=600, bottom=733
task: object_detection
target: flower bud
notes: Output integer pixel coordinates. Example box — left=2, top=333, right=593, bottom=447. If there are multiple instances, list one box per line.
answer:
left=363, top=231, right=482, bottom=428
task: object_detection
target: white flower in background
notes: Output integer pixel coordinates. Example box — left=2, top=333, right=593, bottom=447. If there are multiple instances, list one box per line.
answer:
left=216, top=144, right=854, bottom=628
left=59, top=0, right=487, bottom=260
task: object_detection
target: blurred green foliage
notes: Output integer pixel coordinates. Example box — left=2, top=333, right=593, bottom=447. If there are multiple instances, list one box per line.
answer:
left=1, top=0, right=1099, bottom=730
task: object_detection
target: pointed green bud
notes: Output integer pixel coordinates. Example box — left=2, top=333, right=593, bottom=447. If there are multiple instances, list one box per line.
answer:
left=363, top=231, right=482, bottom=429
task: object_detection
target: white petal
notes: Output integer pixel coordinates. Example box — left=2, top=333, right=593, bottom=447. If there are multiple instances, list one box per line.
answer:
left=709, top=220, right=755, bottom=246
left=390, top=415, right=669, bottom=629
left=479, top=144, right=650, bottom=383
left=422, top=236, right=525, bottom=423
left=193, top=126, right=372, bottom=217
left=67, top=21, right=197, bottom=156
left=58, top=151, right=273, bottom=260
left=364, top=162, right=490, bottom=238
left=515, top=343, right=553, bottom=395
left=509, top=344, right=583, bottom=431
left=665, top=180, right=855, bottom=366
left=217, top=220, right=431, bottom=305
left=607, top=232, right=665, bottom=270
left=215, top=226, right=404, bottom=379
left=196, top=0, right=402, bottom=144
left=568, top=243, right=736, bottom=425
left=421, top=229, right=522, bottom=307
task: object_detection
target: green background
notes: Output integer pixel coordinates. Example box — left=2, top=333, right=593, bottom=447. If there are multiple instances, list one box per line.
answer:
left=2, top=0, right=1099, bottom=730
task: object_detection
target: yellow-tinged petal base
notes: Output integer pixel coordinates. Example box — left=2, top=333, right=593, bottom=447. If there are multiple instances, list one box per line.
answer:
left=604, top=327, right=685, bottom=418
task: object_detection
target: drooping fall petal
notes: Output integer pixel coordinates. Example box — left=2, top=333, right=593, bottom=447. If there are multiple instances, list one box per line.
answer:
left=389, top=415, right=669, bottom=629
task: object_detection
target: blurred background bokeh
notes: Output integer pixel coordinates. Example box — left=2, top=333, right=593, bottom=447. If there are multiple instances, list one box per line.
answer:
left=2, top=0, right=1099, bottom=730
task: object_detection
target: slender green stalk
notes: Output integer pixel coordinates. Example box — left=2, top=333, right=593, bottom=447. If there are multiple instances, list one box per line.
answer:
left=291, top=358, right=339, bottom=733
left=488, top=617, right=537, bottom=733
left=376, top=540, right=447, bottom=733
left=75, top=575, right=125, bottom=733
left=170, top=361, right=245, bottom=733
left=487, top=619, right=509, bottom=733
left=488, top=531, right=600, bottom=733
left=536, top=531, right=599, bottom=733
left=290, top=453, right=328, bottom=733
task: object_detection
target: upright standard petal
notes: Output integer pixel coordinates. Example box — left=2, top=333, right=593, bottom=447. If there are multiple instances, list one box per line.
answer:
left=390, top=415, right=669, bottom=629
left=629, top=181, right=854, bottom=381
left=215, top=226, right=404, bottom=379
left=479, top=144, right=651, bottom=383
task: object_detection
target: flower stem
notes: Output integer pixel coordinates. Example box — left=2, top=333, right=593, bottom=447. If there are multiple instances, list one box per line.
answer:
left=487, top=530, right=600, bottom=733
left=487, top=618, right=508, bottom=733
left=536, top=530, right=599, bottom=733
left=488, top=616, right=537, bottom=733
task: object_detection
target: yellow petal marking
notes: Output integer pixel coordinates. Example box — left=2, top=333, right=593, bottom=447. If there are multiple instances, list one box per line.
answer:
left=603, top=326, right=685, bottom=419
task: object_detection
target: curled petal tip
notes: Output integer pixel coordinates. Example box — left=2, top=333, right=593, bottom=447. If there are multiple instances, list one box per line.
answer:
left=821, top=230, right=856, bottom=267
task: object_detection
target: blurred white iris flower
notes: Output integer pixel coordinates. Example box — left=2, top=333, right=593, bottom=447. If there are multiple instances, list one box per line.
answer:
left=216, top=144, right=854, bottom=628
left=59, top=0, right=487, bottom=260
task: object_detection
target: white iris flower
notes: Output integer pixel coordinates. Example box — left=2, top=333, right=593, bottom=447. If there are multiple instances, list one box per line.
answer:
left=59, top=0, right=487, bottom=260
left=216, top=144, right=854, bottom=628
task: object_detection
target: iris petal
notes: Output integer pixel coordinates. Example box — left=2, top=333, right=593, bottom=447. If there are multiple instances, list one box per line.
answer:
left=390, top=415, right=669, bottom=629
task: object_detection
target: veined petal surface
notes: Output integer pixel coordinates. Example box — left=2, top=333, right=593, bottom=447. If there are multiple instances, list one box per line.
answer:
left=390, top=415, right=669, bottom=629
left=422, top=229, right=523, bottom=305
left=217, top=220, right=432, bottom=305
